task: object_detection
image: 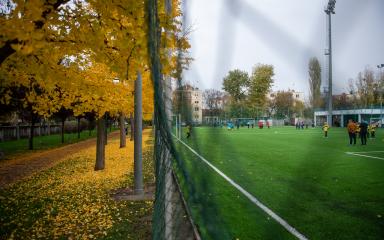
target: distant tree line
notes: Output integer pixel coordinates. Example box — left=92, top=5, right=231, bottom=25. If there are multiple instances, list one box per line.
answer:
left=308, top=57, right=384, bottom=113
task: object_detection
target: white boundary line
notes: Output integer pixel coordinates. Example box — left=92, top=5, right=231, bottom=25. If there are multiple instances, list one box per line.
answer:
left=347, top=151, right=384, bottom=154
left=345, top=152, right=384, bottom=160
left=173, top=135, right=308, bottom=240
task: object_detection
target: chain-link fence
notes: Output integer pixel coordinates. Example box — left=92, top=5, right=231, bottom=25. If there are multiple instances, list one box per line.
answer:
left=148, top=1, right=384, bottom=240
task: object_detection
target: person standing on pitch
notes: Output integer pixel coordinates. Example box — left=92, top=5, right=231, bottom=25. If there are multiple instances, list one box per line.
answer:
left=356, top=122, right=361, bottom=138
left=347, top=119, right=357, bottom=145
left=322, top=122, right=329, bottom=138
left=359, top=120, right=368, bottom=145
left=370, top=123, right=376, bottom=138
left=186, top=124, right=192, bottom=139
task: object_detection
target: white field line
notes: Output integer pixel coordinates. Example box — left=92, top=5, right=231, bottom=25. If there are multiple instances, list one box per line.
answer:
left=347, top=151, right=384, bottom=154
left=345, top=152, right=384, bottom=160
left=173, top=135, right=308, bottom=240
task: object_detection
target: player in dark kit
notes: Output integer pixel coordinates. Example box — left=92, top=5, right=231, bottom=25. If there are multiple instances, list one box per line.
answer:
left=359, top=121, right=368, bottom=145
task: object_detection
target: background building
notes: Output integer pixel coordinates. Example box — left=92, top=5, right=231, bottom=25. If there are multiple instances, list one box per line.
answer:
left=173, top=84, right=203, bottom=124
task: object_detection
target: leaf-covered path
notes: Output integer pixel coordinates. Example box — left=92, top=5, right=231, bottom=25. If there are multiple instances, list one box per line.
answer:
left=0, top=131, right=120, bottom=189
left=0, top=130, right=153, bottom=239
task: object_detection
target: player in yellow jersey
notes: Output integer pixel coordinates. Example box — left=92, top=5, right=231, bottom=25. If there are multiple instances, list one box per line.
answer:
left=370, top=123, right=376, bottom=138
left=355, top=122, right=361, bottom=138
left=322, top=122, right=330, bottom=138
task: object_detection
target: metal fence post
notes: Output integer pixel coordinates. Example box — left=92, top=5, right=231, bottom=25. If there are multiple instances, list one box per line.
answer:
left=134, top=71, right=143, bottom=195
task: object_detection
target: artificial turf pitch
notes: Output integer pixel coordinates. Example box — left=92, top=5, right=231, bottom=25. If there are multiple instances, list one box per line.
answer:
left=174, top=126, right=384, bottom=240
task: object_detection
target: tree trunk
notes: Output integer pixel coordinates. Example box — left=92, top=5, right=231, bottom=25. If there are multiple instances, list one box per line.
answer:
left=61, top=118, right=65, bottom=143
left=95, top=116, right=106, bottom=171
left=104, top=115, right=108, bottom=145
left=119, top=113, right=126, bottom=148
left=77, top=116, right=81, bottom=139
left=28, top=117, right=35, bottom=150
left=88, top=120, right=92, bottom=136
left=130, top=112, right=134, bottom=141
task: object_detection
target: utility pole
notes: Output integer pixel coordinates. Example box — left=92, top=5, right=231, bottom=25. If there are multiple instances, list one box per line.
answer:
left=378, top=64, right=384, bottom=127
left=324, top=0, right=336, bottom=126
left=134, top=71, right=143, bottom=195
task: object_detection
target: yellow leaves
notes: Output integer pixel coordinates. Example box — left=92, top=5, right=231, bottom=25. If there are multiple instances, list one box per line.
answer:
left=110, top=8, right=120, bottom=20
left=10, top=43, right=22, bottom=51
left=0, top=90, right=12, bottom=105
left=0, top=131, right=153, bottom=239
left=120, top=17, right=133, bottom=28
left=0, top=0, right=189, bottom=123
left=20, top=44, right=34, bottom=55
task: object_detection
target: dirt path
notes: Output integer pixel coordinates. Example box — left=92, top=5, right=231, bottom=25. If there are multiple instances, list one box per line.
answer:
left=0, top=131, right=120, bottom=189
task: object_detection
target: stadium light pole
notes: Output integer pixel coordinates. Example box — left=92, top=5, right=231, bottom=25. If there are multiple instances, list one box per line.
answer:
left=378, top=64, right=384, bottom=126
left=324, top=0, right=336, bottom=126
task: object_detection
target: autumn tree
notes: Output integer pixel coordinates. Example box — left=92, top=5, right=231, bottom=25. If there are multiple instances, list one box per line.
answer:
left=0, top=0, right=188, bottom=171
left=249, top=64, right=274, bottom=113
left=292, top=100, right=305, bottom=118
left=203, top=89, right=223, bottom=117
left=0, top=0, right=70, bottom=65
left=271, top=91, right=294, bottom=119
left=222, top=69, right=249, bottom=103
left=308, top=57, right=322, bottom=109
left=355, top=68, right=376, bottom=107
left=332, top=93, right=353, bottom=110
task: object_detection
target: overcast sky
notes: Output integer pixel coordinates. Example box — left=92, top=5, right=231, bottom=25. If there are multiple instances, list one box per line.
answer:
left=182, top=0, right=384, bottom=97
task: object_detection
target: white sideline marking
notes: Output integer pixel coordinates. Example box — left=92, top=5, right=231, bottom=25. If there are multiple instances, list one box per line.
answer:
left=173, top=135, right=308, bottom=240
left=345, top=152, right=384, bottom=160
left=348, top=151, right=384, bottom=154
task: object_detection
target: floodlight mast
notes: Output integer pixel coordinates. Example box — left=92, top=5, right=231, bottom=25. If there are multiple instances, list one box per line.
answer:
left=324, top=0, right=336, bottom=126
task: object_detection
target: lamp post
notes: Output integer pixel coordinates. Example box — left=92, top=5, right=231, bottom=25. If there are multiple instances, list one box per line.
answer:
left=378, top=64, right=384, bottom=127
left=324, top=0, right=336, bottom=126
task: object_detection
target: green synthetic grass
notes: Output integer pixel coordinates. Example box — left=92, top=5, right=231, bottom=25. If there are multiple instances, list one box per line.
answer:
left=174, top=126, right=384, bottom=240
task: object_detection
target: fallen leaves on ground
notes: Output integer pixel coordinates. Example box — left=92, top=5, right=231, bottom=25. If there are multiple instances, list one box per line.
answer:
left=0, top=130, right=154, bottom=240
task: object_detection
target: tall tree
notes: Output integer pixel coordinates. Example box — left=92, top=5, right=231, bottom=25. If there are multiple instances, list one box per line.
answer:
left=308, top=57, right=322, bottom=109
left=222, top=69, right=249, bottom=103
left=356, top=68, right=376, bottom=107
left=271, top=91, right=294, bottom=119
left=203, top=89, right=223, bottom=117
left=249, top=64, right=274, bottom=110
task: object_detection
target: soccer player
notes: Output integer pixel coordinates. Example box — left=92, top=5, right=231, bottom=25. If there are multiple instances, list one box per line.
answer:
left=359, top=121, right=368, bottom=145
left=367, top=124, right=372, bottom=139
left=322, top=122, right=329, bottom=138
left=370, top=123, right=376, bottom=138
left=186, top=124, right=192, bottom=139
left=347, top=119, right=356, bottom=145
left=258, top=120, right=263, bottom=129
left=356, top=122, right=361, bottom=138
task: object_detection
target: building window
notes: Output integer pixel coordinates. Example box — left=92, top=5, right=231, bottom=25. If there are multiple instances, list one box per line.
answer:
left=195, top=107, right=199, bottom=111
left=296, top=94, right=299, bottom=98
left=195, top=101, right=199, bottom=104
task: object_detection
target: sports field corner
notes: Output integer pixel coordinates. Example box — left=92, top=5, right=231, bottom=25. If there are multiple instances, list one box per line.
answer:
left=172, top=126, right=384, bottom=240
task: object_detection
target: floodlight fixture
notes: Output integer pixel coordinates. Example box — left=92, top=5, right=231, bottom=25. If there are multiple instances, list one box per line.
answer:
left=324, top=0, right=336, bottom=14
